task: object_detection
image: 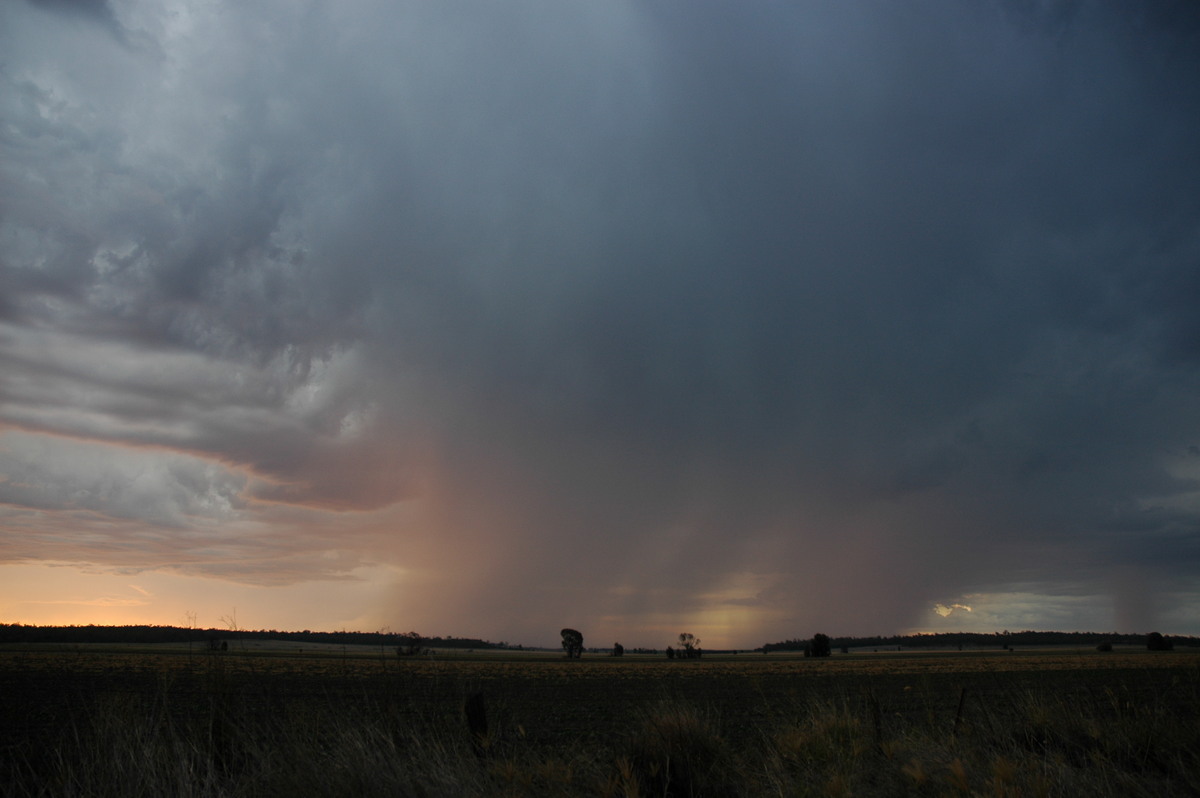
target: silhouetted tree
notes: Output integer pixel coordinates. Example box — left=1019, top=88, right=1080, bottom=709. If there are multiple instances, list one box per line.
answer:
left=1147, top=632, right=1174, bottom=651
left=561, top=628, right=584, bottom=658
left=396, top=631, right=425, bottom=656
left=678, top=632, right=702, bottom=659
left=810, top=633, right=832, bottom=657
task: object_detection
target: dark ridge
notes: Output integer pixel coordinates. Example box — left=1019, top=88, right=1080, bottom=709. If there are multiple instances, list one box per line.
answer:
left=0, top=624, right=505, bottom=649
left=760, top=630, right=1200, bottom=652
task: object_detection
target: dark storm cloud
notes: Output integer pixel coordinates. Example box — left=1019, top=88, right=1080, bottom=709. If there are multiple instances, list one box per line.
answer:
left=2, top=0, right=1199, bottom=641
left=352, top=1, right=1200, bottom=636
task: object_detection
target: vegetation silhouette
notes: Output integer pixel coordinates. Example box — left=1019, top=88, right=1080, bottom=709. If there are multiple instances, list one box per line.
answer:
left=560, top=628, right=583, bottom=659
left=1147, top=631, right=1174, bottom=651
left=760, top=630, right=1198, bottom=652
left=396, top=631, right=426, bottom=656
left=809, top=632, right=832, bottom=658
left=676, top=632, right=702, bottom=659
left=463, top=692, right=489, bottom=758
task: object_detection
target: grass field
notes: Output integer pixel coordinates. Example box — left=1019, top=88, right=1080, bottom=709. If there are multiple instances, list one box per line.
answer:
left=2, top=644, right=1197, bottom=796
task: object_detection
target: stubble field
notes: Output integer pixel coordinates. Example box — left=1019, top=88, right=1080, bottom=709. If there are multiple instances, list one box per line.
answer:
left=1, top=644, right=1197, bottom=796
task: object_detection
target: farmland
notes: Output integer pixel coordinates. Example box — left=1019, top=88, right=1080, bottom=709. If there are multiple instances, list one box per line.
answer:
left=2, top=644, right=1198, bottom=796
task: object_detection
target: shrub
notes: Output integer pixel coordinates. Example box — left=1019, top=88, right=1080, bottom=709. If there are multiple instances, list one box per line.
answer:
left=1146, top=632, right=1173, bottom=651
left=619, top=703, right=735, bottom=797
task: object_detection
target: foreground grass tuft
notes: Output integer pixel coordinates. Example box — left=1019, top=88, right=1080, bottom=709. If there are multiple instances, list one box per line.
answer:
left=618, top=702, right=737, bottom=797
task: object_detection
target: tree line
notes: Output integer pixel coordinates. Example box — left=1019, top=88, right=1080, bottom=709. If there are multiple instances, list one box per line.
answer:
left=759, top=630, right=1198, bottom=652
left=7, top=624, right=1192, bottom=652
left=0, top=624, right=505, bottom=649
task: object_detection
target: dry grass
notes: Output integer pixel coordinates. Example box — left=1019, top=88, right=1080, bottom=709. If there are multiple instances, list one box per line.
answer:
left=1, top=647, right=1197, bottom=796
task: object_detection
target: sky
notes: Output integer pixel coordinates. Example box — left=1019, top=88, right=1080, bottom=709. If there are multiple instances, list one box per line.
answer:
left=2, top=0, right=1200, bottom=649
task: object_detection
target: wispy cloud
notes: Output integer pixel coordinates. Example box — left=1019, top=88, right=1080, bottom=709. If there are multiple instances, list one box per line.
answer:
left=21, top=597, right=148, bottom=608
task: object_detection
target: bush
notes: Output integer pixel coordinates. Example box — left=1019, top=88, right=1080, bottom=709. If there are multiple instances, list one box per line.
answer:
left=1146, top=632, right=1173, bottom=651
left=619, top=703, right=735, bottom=797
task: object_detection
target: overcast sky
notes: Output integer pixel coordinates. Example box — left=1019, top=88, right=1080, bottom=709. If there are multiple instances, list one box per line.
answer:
left=2, top=0, right=1199, bottom=647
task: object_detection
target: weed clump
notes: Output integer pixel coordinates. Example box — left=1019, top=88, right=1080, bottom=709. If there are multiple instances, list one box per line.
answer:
left=618, top=702, right=738, bottom=797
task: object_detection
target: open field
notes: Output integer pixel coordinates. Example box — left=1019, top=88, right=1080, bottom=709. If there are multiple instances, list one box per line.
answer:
left=2, top=645, right=1198, bottom=796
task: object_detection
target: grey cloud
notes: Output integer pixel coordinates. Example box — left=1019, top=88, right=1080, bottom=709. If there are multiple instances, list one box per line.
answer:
left=2, top=1, right=1199, bottom=639
left=26, top=0, right=115, bottom=20
left=354, top=2, right=1200, bottom=634
left=0, top=436, right=244, bottom=527
left=24, top=0, right=121, bottom=33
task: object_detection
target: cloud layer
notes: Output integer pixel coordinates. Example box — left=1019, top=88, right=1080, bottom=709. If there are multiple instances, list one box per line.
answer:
left=3, top=0, right=1200, bottom=644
